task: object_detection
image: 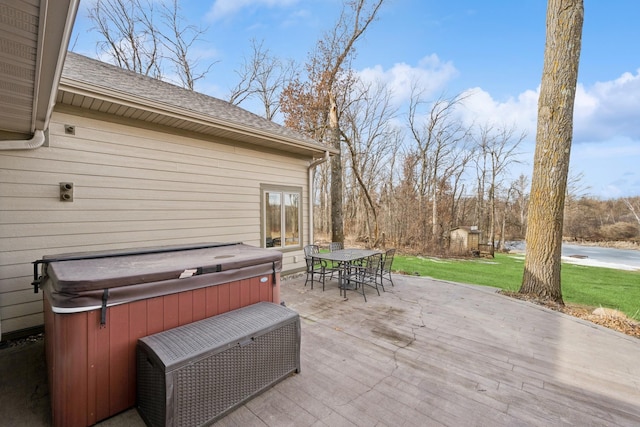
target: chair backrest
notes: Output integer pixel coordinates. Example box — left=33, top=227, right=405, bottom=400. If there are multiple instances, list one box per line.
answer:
left=304, top=244, right=320, bottom=258
left=383, top=248, right=396, bottom=271
left=329, top=242, right=343, bottom=252
left=368, top=253, right=383, bottom=271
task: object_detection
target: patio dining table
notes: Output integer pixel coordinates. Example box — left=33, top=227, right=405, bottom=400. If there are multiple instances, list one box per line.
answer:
left=312, top=248, right=380, bottom=297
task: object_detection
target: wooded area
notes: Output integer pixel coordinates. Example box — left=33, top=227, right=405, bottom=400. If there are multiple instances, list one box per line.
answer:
left=84, top=0, right=639, bottom=257
left=312, top=160, right=640, bottom=256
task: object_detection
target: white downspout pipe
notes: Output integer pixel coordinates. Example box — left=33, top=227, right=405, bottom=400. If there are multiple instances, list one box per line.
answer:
left=0, top=130, right=46, bottom=151
left=308, top=151, right=330, bottom=245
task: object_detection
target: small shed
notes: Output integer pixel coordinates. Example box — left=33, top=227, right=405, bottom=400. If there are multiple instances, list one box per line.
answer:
left=450, top=226, right=481, bottom=255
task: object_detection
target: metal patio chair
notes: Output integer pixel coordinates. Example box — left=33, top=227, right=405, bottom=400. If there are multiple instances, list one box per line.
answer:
left=379, top=248, right=396, bottom=291
left=345, top=253, right=382, bottom=302
left=327, top=242, right=344, bottom=279
left=304, top=244, right=328, bottom=291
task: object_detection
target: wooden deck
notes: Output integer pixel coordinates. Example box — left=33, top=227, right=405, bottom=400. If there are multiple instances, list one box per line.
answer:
left=213, top=274, right=640, bottom=427
left=2, top=273, right=639, bottom=426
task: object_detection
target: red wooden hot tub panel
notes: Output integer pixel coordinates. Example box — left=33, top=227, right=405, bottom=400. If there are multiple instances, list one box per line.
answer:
left=46, top=273, right=279, bottom=427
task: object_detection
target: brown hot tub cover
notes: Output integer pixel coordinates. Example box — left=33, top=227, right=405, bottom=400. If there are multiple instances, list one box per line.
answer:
left=36, top=242, right=282, bottom=313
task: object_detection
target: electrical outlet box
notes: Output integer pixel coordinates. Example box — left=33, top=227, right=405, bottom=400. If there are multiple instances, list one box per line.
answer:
left=60, top=182, right=74, bottom=202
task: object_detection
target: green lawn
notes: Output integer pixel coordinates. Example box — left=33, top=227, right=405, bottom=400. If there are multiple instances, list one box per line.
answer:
left=392, top=252, right=640, bottom=321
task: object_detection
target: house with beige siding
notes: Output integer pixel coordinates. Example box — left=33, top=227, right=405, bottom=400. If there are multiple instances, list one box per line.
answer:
left=0, top=6, right=335, bottom=340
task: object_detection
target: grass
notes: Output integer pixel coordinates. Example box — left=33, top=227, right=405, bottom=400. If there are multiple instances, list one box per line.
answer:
left=393, top=252, right=640, bottom=321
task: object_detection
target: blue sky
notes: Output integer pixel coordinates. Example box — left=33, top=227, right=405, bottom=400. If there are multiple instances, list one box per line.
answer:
left=70, top=0, right=640, bottom=198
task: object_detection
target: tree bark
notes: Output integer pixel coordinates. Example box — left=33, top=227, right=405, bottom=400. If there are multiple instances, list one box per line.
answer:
left=520, top=0, right=584, bottom=302
left=329, top=93, right=344, bottom=243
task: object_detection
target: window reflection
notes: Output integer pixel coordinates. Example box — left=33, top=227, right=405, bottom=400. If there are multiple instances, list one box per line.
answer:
left=265, top=192, right=281, bottom=247
left=264, top=189, right=300, bottom=249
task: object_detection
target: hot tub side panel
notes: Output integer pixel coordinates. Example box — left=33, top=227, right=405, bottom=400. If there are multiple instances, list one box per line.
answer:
left=45, top=273, right=278, bottom=427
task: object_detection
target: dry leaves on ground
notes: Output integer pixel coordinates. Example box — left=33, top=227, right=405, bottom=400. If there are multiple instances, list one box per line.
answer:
left=501, top=291, right=640, bottom=339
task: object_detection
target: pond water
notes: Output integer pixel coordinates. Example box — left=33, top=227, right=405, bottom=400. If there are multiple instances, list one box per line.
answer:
left=506, top=241, right=640, bottom=271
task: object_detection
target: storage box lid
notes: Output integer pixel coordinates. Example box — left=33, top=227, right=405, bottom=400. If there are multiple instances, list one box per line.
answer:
left=138, top=302, right=300, bottom=372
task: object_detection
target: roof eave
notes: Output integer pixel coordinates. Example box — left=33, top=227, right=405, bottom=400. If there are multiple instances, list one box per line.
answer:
left=57, top=78, right=338, bottom=158
left=32, top=0, right=81, bottom=132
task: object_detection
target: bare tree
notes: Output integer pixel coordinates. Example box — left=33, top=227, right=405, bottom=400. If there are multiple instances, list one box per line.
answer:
left=486, top=125, right=525, bottom=251
left=341, top=79, right=399, bottom=245
left=473, top=126, right=491, bottom=242
left=158, top=0, right=214, bottom=90
left=228, top=39, right=297, bottom=120
left=388, top=149, right=421, bottom=248
left=408, top=90, right=470, bottom=250
left=281, top=0, right=385, bottom=245
left=520, top=0, right=584, bottom=302
left=623, top=198, right=640, bottom=227
left=512, top=174, right=530, bottom=237
left=88, top=0, right=213, bottom=89
left=89, top=0, right=161, bottom=77
left=497, top=184, right=516, bottom=251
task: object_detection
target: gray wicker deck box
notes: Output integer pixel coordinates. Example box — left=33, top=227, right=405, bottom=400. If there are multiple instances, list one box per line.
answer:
left=136, top=302, right=301, bottom=427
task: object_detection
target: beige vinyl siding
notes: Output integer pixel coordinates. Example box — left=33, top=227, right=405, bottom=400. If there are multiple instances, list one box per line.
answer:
left=0, top=110, right=310, bottom=336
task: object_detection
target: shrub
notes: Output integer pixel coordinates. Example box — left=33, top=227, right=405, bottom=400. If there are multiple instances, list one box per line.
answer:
left=598, top=222, right=639, bottom=240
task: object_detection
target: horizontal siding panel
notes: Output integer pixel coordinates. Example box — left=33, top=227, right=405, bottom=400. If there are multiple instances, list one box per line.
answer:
left=1, top=154, right=218, bottom=184
left=0, top=183, right=257, bottom=201
left=1, top=250, right=73, bottom=269
left=0, top=238, right=255, bottom=267
left=0, top=155, right=303, bottom=190
left=0, top=288, right=40, bottom=307
left=11, top=146, right=201, bottom=175
left=0, top=259, right=35, bottom=284
left=0, top=169, right=263, bottom=195
left=282, top=252, right=305, bottom=273
left=78, top=186, right=258, bottom=203
left=50, top=116, right=308, bottom=173
left=6, top=147, right=300, bottom=183
left=51, top=121, right=240, bottom=158
left=0, top=275, right=39, bottom=293
left=0, top=313, right=43, bottom=335
left=1, top=226, right=257, bottom=251
left=0, top=300, right=42, bottom=322
left=0, top=217, right=257, bottom=238
left=0, top=209, right=255, bottom=225
left=1, top=197, right=259, bottom=212
left=2, top=235, right=258, bottom=271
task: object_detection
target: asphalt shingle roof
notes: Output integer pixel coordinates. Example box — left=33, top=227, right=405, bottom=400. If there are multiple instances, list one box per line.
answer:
left=61, top=52, right=325, bottom=149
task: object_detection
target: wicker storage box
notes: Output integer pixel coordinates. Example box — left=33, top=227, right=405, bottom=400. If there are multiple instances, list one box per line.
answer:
left=137, top=302, right=301, bottom=427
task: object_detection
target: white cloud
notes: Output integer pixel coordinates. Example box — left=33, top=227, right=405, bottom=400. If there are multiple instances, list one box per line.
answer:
left=357, top=54, right=458, bottom=105
left=398, top=68, right=640, bottom=198
left=573, top=69, right=640, bottom=142
left=208, top=0, right=299, bottom=21
left=455, top=87, right=538, bottom=135
left=450, top=69, right=640, bottom=149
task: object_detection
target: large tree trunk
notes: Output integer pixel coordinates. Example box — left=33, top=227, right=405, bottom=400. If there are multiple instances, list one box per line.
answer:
left=329, top=94, right=344, bottom=243
left=520, top=0, right=583, bottom=302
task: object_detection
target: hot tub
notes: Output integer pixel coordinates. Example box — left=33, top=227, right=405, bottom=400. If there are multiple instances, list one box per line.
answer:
left=34, top=242, right=282, bottom=427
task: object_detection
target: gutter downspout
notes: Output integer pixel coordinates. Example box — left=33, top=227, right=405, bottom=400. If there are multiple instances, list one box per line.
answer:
left=308, top=151, right=330, bottom=245
left=0, top=130, right=46, bottom=151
